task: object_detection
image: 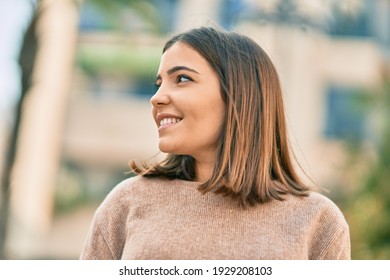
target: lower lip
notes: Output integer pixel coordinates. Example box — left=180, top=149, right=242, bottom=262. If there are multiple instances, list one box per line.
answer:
left=158, top=121, right=181, bottom=132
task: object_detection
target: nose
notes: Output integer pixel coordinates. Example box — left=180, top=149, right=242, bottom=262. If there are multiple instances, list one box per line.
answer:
left=150, top=86, right=170, bottom=107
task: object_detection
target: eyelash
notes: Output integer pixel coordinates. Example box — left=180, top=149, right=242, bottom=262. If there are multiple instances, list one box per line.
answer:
left=154, top=74, right=193, bottom=90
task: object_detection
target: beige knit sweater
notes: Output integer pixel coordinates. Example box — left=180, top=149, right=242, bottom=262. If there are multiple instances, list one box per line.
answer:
left=80, top=176, right=350, bottom=260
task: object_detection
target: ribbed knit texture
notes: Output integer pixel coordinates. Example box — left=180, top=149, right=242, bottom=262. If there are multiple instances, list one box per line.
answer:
left=80, top=176, right=350, bottom=260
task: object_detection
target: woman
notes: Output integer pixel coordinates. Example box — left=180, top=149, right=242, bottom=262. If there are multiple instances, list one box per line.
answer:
left=80, top=27, right=350, bottom=260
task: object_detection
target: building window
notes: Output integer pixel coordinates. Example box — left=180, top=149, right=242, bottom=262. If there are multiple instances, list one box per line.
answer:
left=324, top=86, right=367, bottom=142
left=329, top=3, right=371, bottom=37
left=219, top=0, right=244, bottom=30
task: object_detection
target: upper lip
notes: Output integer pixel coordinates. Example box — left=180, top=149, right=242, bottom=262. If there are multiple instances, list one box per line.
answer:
left=156, top=113, right=183, bottom=125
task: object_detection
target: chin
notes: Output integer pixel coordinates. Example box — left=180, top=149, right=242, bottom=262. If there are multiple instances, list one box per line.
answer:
left=158, top=143, right=176, bottom=154
left=159, top=145, right=187, bottom=156
left=158, top=138, right=189, bottom=155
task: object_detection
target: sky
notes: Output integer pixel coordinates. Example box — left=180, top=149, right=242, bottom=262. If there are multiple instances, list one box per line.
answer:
left=0, top=0, right=36, bottom=125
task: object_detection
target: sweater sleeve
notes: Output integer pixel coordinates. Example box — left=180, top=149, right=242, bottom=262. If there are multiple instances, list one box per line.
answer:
left=309, top=194, right=351, bottom=260
left=79, top=216, right=116, bottom=260
left=318, top=226, right=351, bottom=260
left=79, top=179, right=133, bottom=260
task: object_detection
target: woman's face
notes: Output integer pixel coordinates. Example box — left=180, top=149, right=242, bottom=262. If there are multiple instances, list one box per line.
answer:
left=151, top=42, right=225, bottom=162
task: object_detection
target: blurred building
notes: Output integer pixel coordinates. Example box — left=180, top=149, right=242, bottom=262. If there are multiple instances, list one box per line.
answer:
left=68, top=0, right=389, bottom=189
left=61, top=0, right=389, bottom=258
left=4, top=0, right=389, bottom=259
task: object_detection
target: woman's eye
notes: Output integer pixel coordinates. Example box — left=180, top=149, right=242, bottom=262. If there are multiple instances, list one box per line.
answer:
left=177, top=75, right=192, bottom=84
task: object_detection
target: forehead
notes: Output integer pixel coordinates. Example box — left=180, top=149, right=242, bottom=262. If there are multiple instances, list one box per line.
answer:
left=158, top=42, right=210, bottom=73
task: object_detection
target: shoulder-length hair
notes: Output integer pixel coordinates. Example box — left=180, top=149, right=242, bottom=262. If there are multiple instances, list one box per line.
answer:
left=131, top=27, right=310, bottom=207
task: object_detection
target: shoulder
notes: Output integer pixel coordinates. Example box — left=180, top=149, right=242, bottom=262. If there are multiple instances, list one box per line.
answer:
left=109, top=175, right=152, bottom=193
left=302, top=191, right=343, bottom=210
left=289, top=192, right=350, bottom=259
left=105, top=175, right=172, bottom=196
left=303, top=192, right=347, bottom=227
left=98, top=175, right=165, bottom=210
left=90, top=176, right=164, bottom=236
left=282, top=191, right=348, bottom=229
left=96, top=175, right=185, bottom=213
left=81, top=176, right=161, bottom=259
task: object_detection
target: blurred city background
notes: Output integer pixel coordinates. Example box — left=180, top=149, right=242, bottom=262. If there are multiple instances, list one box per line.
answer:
left=0, top=0, right=389, bottom=259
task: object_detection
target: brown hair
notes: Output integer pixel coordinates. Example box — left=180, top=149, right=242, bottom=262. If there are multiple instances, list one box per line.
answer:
left=131, top=27, right=310, bottom=207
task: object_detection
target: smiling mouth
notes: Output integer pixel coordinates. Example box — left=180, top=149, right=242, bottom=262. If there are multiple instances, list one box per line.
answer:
left=159, top=117, right=182, bottom=128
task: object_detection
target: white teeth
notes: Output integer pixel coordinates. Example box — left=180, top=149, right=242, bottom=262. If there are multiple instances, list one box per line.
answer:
left=160, top=118, right=181, bottom=127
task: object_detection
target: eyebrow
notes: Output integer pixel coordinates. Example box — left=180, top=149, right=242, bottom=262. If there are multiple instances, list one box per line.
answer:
left=156, top=65, right=200, bottom=80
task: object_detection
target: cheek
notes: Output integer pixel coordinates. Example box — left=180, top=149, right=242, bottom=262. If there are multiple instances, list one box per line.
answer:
left=195, top=101, right=225, bottom=139
left=212, top=101, right=226, bottom=141
left=211, top=98, right=226, bottom=128
left=213, top=111, right=226, bottom=141
left=151, top=106, right=157, bottom=124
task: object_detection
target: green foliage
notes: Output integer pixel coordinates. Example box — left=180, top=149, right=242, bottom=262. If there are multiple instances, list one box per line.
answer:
left=76, top=0, right=164, bottom=86
left=76, top=44, right=161, bottom=78
left=85, top=0, right=163, bottom=33
left=336, top=80, right=390, bottom=259
left=55, top=162, right=90, bottom=214
left=55, top=161, right=131, bottom=214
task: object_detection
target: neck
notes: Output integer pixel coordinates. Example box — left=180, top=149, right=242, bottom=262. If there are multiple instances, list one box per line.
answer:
left=194, top=158, right=215, bottom=183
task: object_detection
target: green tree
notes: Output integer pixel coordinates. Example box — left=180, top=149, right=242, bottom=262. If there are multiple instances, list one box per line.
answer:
left=86, top=0, right=165, bottom=33
left=337, top=79, right=390, bottom=259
